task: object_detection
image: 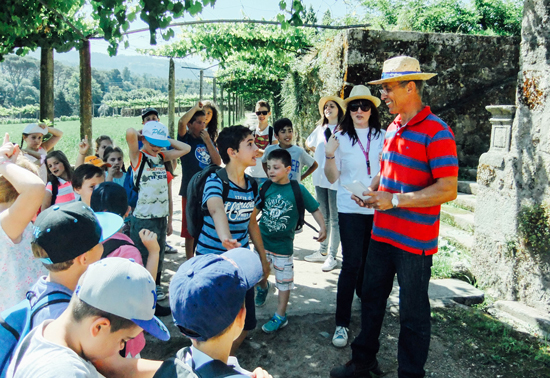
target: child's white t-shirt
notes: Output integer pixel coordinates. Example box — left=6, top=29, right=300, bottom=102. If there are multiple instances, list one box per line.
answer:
left=306, top=124, right=338, bottom=190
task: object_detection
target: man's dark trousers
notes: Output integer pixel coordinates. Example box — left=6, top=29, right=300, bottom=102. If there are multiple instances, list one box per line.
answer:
left=350, top=238, right=433, bottom=378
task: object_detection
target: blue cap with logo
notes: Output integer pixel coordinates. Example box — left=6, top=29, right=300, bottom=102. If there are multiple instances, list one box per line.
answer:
left=142, top=121, right=170, bottom=148
left=169, top=248, right=263, bottom=341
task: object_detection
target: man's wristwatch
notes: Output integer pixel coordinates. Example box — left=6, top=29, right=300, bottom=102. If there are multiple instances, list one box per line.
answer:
left=391, top=193, right=399, bottom=208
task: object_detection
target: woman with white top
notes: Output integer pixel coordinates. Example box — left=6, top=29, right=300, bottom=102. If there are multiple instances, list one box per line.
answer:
left=304, top=96, right=346, bottom=272
left=324, top=85, right=385, bottom=348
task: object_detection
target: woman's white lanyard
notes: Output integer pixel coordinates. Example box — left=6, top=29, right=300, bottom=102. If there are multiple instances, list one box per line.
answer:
left=356, top=132, right=372, bottom=177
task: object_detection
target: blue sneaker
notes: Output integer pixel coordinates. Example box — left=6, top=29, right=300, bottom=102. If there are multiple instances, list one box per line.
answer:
left=262, top=313, right=288, bottom=334
left=255, top=281, right=270, bottom=307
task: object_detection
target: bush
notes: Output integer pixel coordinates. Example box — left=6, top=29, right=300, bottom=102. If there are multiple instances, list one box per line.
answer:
left=517, top=203, right=550, bottom=255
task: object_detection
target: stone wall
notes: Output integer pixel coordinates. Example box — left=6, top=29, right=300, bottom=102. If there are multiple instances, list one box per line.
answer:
left=283, top=29, right=519, bottom=168
left=473, top=0, right=550, bottom=312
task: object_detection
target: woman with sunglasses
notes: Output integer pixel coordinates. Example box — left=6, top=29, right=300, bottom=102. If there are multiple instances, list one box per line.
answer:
left=304, top=96, right=346, bottom=272
left=324, top=85, right=385, bottom=348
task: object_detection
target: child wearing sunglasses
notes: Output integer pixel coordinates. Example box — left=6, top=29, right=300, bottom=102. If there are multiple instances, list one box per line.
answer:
left=245, top=100, right=278, bottom=186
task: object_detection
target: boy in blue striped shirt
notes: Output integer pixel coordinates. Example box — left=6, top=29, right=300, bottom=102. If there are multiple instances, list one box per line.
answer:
left=198, top=125, right=270, bottom=353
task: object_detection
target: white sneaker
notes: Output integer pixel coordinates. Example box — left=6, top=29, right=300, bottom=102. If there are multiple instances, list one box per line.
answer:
left=304, top=251, right=327, bottom=262
left=332, top=326, right=349, bottom=348
left=322, top=255, right=337, bottom=272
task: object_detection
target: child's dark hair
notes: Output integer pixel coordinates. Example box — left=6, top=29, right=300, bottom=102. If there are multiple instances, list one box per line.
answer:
left=32, top=243, right=74, bottom=272
left=95, top=135, right=113, bottom=152
left=267, top=149, right=292, bottom=168
left=339, top=99, right=382, bottom=145
left=318, top=101, right=345, bottom=126
left=72, top=164, right=104, bottom=189
left=217, top=125, right=253, bottom=164
left=274, top=118, right=293, bottom=135
left=255, top=100, right=270, bottom=112
left=103, top=146, right=126, bottom=173
left=72, top=296, right=135, bottom=332
left=189, top=110, right=206, bottom=125
left=202, top=101, right=220, bottom=141
left=46, top=150, right=73, bottom=184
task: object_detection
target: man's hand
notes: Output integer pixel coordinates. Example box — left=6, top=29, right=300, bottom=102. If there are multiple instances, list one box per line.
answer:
left=222, top=238, right=241, bottom=250
left=352, top=190, right=393, bottom=211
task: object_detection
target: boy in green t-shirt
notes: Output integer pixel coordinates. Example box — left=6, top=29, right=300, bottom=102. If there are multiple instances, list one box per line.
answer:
left=253, top=149, right=326, bottom=333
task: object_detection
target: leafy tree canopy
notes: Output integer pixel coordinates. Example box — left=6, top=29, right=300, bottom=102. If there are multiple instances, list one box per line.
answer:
left=360, top=0, right=523, bottom=36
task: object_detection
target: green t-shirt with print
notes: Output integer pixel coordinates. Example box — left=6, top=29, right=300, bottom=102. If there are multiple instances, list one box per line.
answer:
left=258, top=181, right=319, bottom=255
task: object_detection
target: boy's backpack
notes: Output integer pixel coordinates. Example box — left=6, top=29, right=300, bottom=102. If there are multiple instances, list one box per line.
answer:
left=123, top=153, right=150, bottom=208
left=101, top=238, right=135, bottom=259
left=186, top=165, right=258, bottom=240
left=257, top=180, right=305, bottom=231
left=0, top=291, right=72, bottom=377
left=153, top=347, right=243, bottom=378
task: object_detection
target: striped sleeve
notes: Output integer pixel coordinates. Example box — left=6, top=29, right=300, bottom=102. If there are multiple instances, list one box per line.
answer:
left=202, top=174, right=224, bottom=205
left=427, top=129, right=459, bottom=179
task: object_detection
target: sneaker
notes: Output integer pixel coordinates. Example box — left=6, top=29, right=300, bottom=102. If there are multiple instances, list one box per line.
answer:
left=322, top=255, right=337, bottom=272
left=165, top=243, right=178, bottom=254
left=255, top=281, right=270, bottom=307
left=304, top=250, right=327, bottom=262
left=262, top=313, right=288, bottom=334
left=329, top=359, right=383, bottom=378
left=332, top=326, right=349, bottom=348
left=156, top=285, right=167, bottom=301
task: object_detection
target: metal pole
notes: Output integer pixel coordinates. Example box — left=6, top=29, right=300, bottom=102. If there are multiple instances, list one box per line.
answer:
left=199, top=70, right=204, bottom=101
left=220, top=84, right=224, bottom=128
left=168, top=58, right=175, bottom=138
left=213, top=77, right=217, bottom=103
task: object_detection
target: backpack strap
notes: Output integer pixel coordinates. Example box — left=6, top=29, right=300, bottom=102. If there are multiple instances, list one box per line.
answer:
left=29, top=291, right=71, bottom=329
left=290, top=180, right=305, bottom=231
left=134, top=153, right=150, bottom=192
left=0, top=315, right=19, bottom=341
left=50, top=180, right=59, bottom=206
left=216, top=168, right=231, bottom=203
left=268, top=126, right=274, bottom=145
left=101, top=238, right=135, bottom=259
left=256, top=180, right=273, bottom=211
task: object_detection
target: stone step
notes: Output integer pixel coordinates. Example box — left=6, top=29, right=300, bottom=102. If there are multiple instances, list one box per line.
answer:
left=439, top=222, right=474, bottom=250
left=490, top=301, right=550, bottom=338
left=450, top=193, right=476, bottom=212
left=457, top=180, right=478, bottom=195
left=440, top=204, right=475, bottom=233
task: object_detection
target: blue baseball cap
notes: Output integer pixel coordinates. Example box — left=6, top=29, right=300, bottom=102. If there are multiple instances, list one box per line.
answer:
left=169, top=248, right=263, bottom=341
left=142, top=121, right=170, bottom=148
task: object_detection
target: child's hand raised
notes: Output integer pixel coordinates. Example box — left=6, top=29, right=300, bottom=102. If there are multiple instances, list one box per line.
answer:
left=79, top=135, right=90, bottom=156
left=222, top=238, right=241, bottom=250
left=199, top=129, right=211, bottom=142
left=139, top=229, right=160, bottom=254
left=0, top=133, right=20, bottom=163
left=195, top=101, right=203, bottom=111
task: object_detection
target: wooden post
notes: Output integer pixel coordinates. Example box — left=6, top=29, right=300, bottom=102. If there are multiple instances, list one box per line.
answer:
left=40, top=47, right=54, bottom=125
left=213, top=77, right=217, bottom=103
left=168, top=58, right=175, bottom=138
left=220, top=83, right=224, bottom=128
left=79, top=40, right=92, bottom=154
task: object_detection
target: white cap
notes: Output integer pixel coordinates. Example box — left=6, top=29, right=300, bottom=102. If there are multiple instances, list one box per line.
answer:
left=75, top=257, right=170, bottom=341
left=23, top=123, right=48, bottom=135
left=142, top=121, right=170, bottom=148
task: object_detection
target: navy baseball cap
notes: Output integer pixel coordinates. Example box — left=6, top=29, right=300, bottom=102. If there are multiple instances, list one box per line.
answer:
left=169, top=248, right=263, bottom=341
left=141, top=107, right=159, bottom=121
left=33, top=202, right=123, bottom=264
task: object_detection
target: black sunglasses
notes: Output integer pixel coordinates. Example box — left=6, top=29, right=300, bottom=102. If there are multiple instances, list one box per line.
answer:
left=255, top=111, right=269, bottom=116
left=348, top=102, right=372, bottom=112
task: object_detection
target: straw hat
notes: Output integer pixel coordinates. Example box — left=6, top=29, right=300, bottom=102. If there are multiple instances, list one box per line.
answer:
left=344, top=85, right=381, bottom=108
left=368, top=56, right=437, bottom=85
left=318, top=96, right=346, bottom=117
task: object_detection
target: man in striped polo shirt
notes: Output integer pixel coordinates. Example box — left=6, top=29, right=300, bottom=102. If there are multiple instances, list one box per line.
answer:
left=331, top=56, right=458, bottom=378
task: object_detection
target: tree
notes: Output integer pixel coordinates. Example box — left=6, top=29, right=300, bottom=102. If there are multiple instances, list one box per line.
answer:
left=54, top=90, right=72, bottom=116
left=0, top=55, right=38, bottom=105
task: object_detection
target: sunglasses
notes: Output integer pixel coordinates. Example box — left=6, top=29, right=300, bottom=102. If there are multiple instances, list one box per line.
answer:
left=255, top=111, right=269, bottom=116
left=348, top=102, right=372, bottom=112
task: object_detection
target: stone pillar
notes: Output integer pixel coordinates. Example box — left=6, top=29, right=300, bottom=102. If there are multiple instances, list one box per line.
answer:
left=473, top=0, right=550, bottom=312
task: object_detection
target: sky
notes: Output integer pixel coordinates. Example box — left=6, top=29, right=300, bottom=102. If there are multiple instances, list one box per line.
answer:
left=89, top=0, right=363, bottom=62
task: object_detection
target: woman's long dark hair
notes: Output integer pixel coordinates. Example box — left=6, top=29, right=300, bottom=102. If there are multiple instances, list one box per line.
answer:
left=202, top=100, right=219, bottom=142
left=317, top=100, right=345, bottom=126
left=339, top=99, right=382, bottom=145
left=46, top=150, right=73, bottom=186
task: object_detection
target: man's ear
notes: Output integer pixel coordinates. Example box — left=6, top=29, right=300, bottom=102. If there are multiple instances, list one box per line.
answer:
left=90, top=317, right=111, bottom=337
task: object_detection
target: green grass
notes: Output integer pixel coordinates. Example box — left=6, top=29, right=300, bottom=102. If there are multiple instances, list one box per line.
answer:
left=4, top=116, right=142, bottom=163
left=432, top=239, right=472, bottom=280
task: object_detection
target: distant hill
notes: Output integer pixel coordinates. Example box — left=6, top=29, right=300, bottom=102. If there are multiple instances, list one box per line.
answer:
left=28, top=50, right=215, bottom=80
